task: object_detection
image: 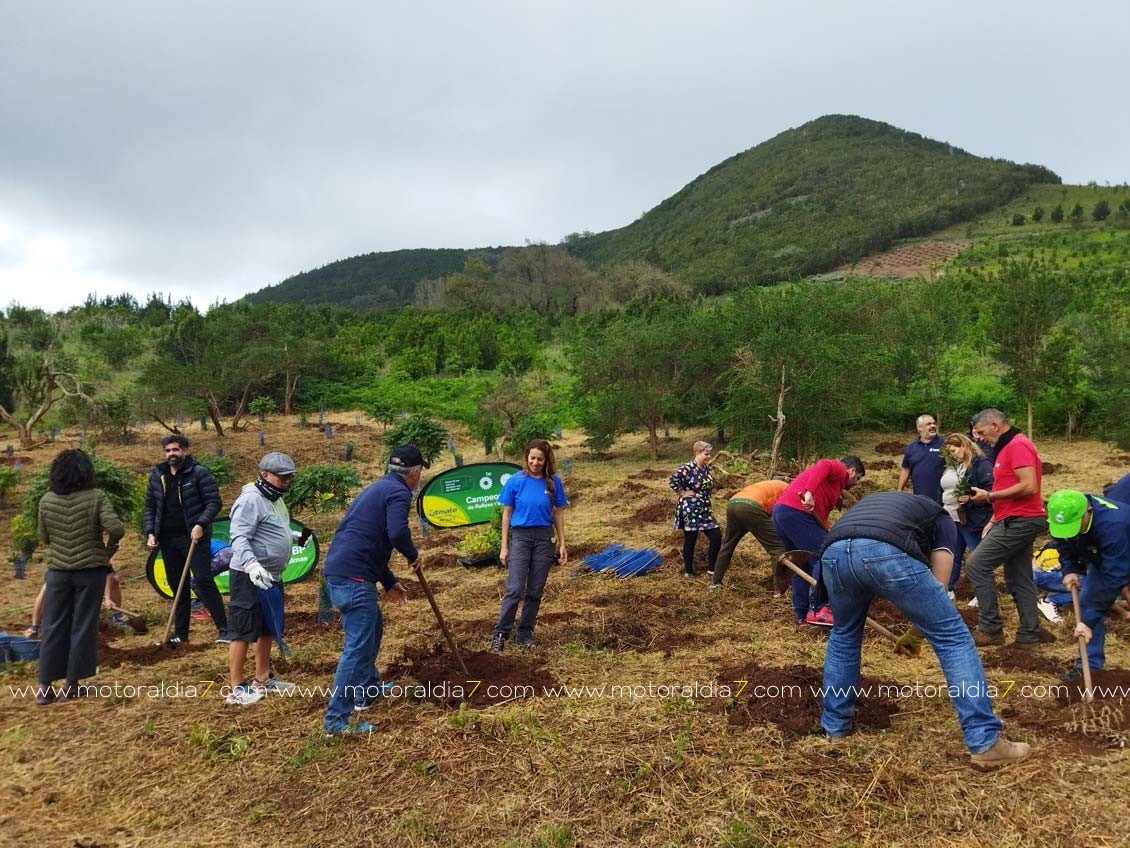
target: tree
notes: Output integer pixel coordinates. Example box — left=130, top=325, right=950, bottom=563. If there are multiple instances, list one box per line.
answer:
left=1093, top=199, right=1111, bottom=221
left=1011, top=213, right=1026, bottom=226
left=1069, top=203, right=1085, bottom=222
left=1031, top=207, right=1045, bottom=222
left=986, top=261, right=1069, bottom=437
left=0, top=309, right=94, bottom=448
left=1050, top=204, right=1064, bottom=223
left=569, top=302, right=702, bottom=460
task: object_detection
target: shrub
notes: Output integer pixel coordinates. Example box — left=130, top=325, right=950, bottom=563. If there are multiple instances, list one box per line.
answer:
left=0, top=465, right=20, bottom=508
left=284, top=463, right=362, bottom=513
left=382, top=414, right=449, bottom=463
left=1050, top=204, right=1064, bottom=223
left=1010, top=213, right=1026, bottom=226
left=1031, top=206, right=1044, bottom=222
left=457, top=505, right=503, bottom=556
left=1093, top=199, right=1111, bottom=221
left=197, top=452, right=236, bottom=485
left=248, top=397, right=278, bottom=420
left=363, top=397, right=398, bottom=431
left=507, top=413, right=556, bottom=456
left=12, top=451, right=143, bottom=549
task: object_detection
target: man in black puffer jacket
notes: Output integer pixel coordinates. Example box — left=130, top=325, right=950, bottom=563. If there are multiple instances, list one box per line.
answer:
left=142, top=434, right=228, bottom=644
left=817, top=491, right=1030, bottom=771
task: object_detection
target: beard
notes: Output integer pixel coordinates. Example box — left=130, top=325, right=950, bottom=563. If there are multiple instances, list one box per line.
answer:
left=167, top=454, right=183, bottom=468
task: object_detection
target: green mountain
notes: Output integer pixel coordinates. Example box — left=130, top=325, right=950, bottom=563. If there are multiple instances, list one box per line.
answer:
left=566, top=114, right=1059, bottom=292
left=245, top=115, right=1059, bottom=307
left=245, top=247, right=508, bottom=309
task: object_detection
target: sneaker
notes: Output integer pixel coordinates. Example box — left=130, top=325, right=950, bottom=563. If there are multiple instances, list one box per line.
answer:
left=969, top=736, right=1031, bottom=770
left=167, top=636, right=185, bottom=646
left=1059, top=666, right=1084, bottom=683
left=771, top=589, right=784, bottom=600
left=226, top=682, right=264, bottom=706
left=513, top=638, right=534, bottom=649
left=325, top=721, right=375, bottom=738
left=253, top=673, right=296, bottom=694
left=489, top=633, right=505, bottom=654
left=111, top=612, right=131, bottom=629
left=707, top=582, right=722, bottom=591
left=683, top=572, right=695, bottom=579
left=947, top=590, right=956, bottom=602
left=191, top=607, right=212, bottom=621
left=215, top=631, right=233, bottom=645
left=35, top=686, right=56, bottom=706
left=967, top=596, right=979, bottom=609
left=806, top=607, right=834, bottom=627
left=1036, top=599, right=1062, bottom=623
left=795, top=618, right=810, bottom=629
left=706, top=571, right=715, bottom=581
left=972, top=629, right=1005, bottom=647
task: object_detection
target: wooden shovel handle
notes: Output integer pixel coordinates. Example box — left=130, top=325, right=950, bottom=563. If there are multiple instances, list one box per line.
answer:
left=1070, top=584, right=1094, bottom=702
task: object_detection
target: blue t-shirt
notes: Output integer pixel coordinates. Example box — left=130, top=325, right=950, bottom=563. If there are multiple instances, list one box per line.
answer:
left=498, top=471, right=568, bottom=528
left=902, top=435, right=945, bottom=503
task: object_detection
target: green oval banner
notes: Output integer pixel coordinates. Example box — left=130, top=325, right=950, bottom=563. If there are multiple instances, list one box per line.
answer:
left=146, top=517, right=319, bottom=599
left=417, top=462, right=522, bottom=527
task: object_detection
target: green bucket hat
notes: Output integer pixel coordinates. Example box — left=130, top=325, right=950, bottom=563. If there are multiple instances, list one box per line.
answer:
left=1047, top=490, right=1088, bottom=538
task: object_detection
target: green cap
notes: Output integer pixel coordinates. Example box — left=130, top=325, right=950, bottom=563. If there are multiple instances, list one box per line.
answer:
left=1047, top=490, right=1088, bottom=538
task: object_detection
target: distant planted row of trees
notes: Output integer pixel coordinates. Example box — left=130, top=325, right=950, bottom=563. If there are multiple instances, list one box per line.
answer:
left=1012, top=198, right=1129, bottom=226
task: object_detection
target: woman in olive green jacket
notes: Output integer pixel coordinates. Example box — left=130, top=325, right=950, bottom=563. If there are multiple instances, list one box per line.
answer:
left=36, top=450, right=125, bottom=705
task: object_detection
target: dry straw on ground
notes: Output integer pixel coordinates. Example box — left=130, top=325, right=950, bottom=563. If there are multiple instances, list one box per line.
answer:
left=1, top=417, right=1129, bottom=846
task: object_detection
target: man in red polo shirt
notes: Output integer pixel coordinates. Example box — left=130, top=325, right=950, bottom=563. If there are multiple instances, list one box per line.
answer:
left=965, top=408, right=1055, bottom=648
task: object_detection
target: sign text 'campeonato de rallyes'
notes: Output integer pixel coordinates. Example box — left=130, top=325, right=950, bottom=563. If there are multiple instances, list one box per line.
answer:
left=417, top=462, right=522, bottom=527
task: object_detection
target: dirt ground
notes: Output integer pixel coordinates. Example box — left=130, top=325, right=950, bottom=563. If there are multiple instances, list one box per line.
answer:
left=832, top=239, right=972, bottom=279
left=1, top=416, right=1129, bottom=847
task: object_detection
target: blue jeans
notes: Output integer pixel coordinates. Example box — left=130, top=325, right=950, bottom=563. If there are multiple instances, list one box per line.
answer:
left=323, top=576, right=385, bottom=729
left=819, top=539, right=1002, bottom=753
left=771, top=505, right=829, bottom=619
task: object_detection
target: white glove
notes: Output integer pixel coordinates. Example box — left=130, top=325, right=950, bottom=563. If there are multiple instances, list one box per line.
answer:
left=246, top=562, right=273, bottom=590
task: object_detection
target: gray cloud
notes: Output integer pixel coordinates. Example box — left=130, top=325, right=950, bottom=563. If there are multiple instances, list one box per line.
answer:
left=1, top=0, right=1127, bottom=311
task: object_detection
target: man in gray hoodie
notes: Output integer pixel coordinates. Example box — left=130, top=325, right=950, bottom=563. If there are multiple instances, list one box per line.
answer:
left=225, top=452, right=301, bottom=706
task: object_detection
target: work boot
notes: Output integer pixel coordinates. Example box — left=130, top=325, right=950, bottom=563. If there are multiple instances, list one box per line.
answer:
left=1010, top=628, right=1056, bottom=650
left=969, top=736, right=1031, bottom=770
left=972, top=629, right=1005, bottom=647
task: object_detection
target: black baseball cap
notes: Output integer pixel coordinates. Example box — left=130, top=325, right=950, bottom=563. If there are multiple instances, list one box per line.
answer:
left=389, top=444, right=430, bottom=469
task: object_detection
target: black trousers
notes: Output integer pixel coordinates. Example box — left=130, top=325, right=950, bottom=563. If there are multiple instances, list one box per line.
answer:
left=683, top=528, right=722, bottom=576
left=161, top=533, right=228, bottom=640
left=39, top=567, right=108, bottom=686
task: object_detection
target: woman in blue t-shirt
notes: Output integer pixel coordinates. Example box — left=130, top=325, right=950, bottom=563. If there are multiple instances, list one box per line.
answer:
left=490, top=439, right=568, bottom=653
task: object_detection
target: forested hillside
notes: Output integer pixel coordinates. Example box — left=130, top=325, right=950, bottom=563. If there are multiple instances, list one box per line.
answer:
left=246, top=246, right=509, bottom=309
left=243, top=115, right=1060, bottom=308
left=566, top=114, right=1059, bottom=292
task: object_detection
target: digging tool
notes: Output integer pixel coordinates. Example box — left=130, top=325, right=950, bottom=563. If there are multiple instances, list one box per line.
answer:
left=107, top=603, right=149, bottom=635
left=1069, top=583, right=1094, bottom=703
left=413, top=563, right=468, bottom=675
left=779, top=550, right=899, bottom=643
left=158, top=537, right=197, bottom=646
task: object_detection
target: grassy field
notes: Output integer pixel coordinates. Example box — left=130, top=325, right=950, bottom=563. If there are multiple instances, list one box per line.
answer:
left=2, top=416, right=1129, bottom=847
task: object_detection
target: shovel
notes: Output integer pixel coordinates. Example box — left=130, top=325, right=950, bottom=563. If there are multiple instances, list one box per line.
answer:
left=413, top=563, right=468, bottom=675
left=107, top=603, right=149, bottom=635
left=779, top=550, right=899, bottom=643
left=158, top=538, right=197, bottom=646
left=1069, top=583, right=1094, bottom=703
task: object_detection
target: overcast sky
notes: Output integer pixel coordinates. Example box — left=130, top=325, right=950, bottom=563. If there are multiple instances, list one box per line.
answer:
left=1, top=1, right=1127, bottom=313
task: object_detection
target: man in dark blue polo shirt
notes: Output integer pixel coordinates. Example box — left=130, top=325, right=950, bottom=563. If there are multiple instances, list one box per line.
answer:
left=897, top=414, right=945, bottom=503
left=321, top=444, right=428, bottom=735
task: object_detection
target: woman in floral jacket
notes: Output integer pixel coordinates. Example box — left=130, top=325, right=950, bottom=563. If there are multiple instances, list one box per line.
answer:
left=669, top=441, right=721, bottom=578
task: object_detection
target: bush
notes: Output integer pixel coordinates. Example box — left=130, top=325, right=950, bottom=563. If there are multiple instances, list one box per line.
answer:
left=1031, top=206, right=1044, bottom=222
left=508, top=413, right=556, bottom=456
left=12, top=451, right=143, bottom=549
left=382, top=414, right=449, bottom=463
left=1011, top=213, right=1026, bottom=226
left=456, top=505, right=503, bottom=556
left=0, top=465, right=20, bottom=508
left=1050, top=204, right=1064, bottom=223
left=248, top=397, right=278, bottom=420
left=197, top=452, right=236, bottom=485
left=284, top=463, right=362, bottom=513
left=1093, top=200, right=1111, bottom=221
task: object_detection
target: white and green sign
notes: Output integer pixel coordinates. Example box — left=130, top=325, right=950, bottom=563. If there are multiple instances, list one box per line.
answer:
left=417, top=462, right=521, bottom=527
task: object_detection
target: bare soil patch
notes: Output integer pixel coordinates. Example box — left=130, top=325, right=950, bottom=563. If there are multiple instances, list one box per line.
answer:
left=980, top=644, right=1065, bottom=675
left=384, top=642, right=557, bottom=706
left=833, top=239, right=971, bottom=278
left=718, top=663, right=899, bottom=739
left=874, top=440, right=905, bottom=455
